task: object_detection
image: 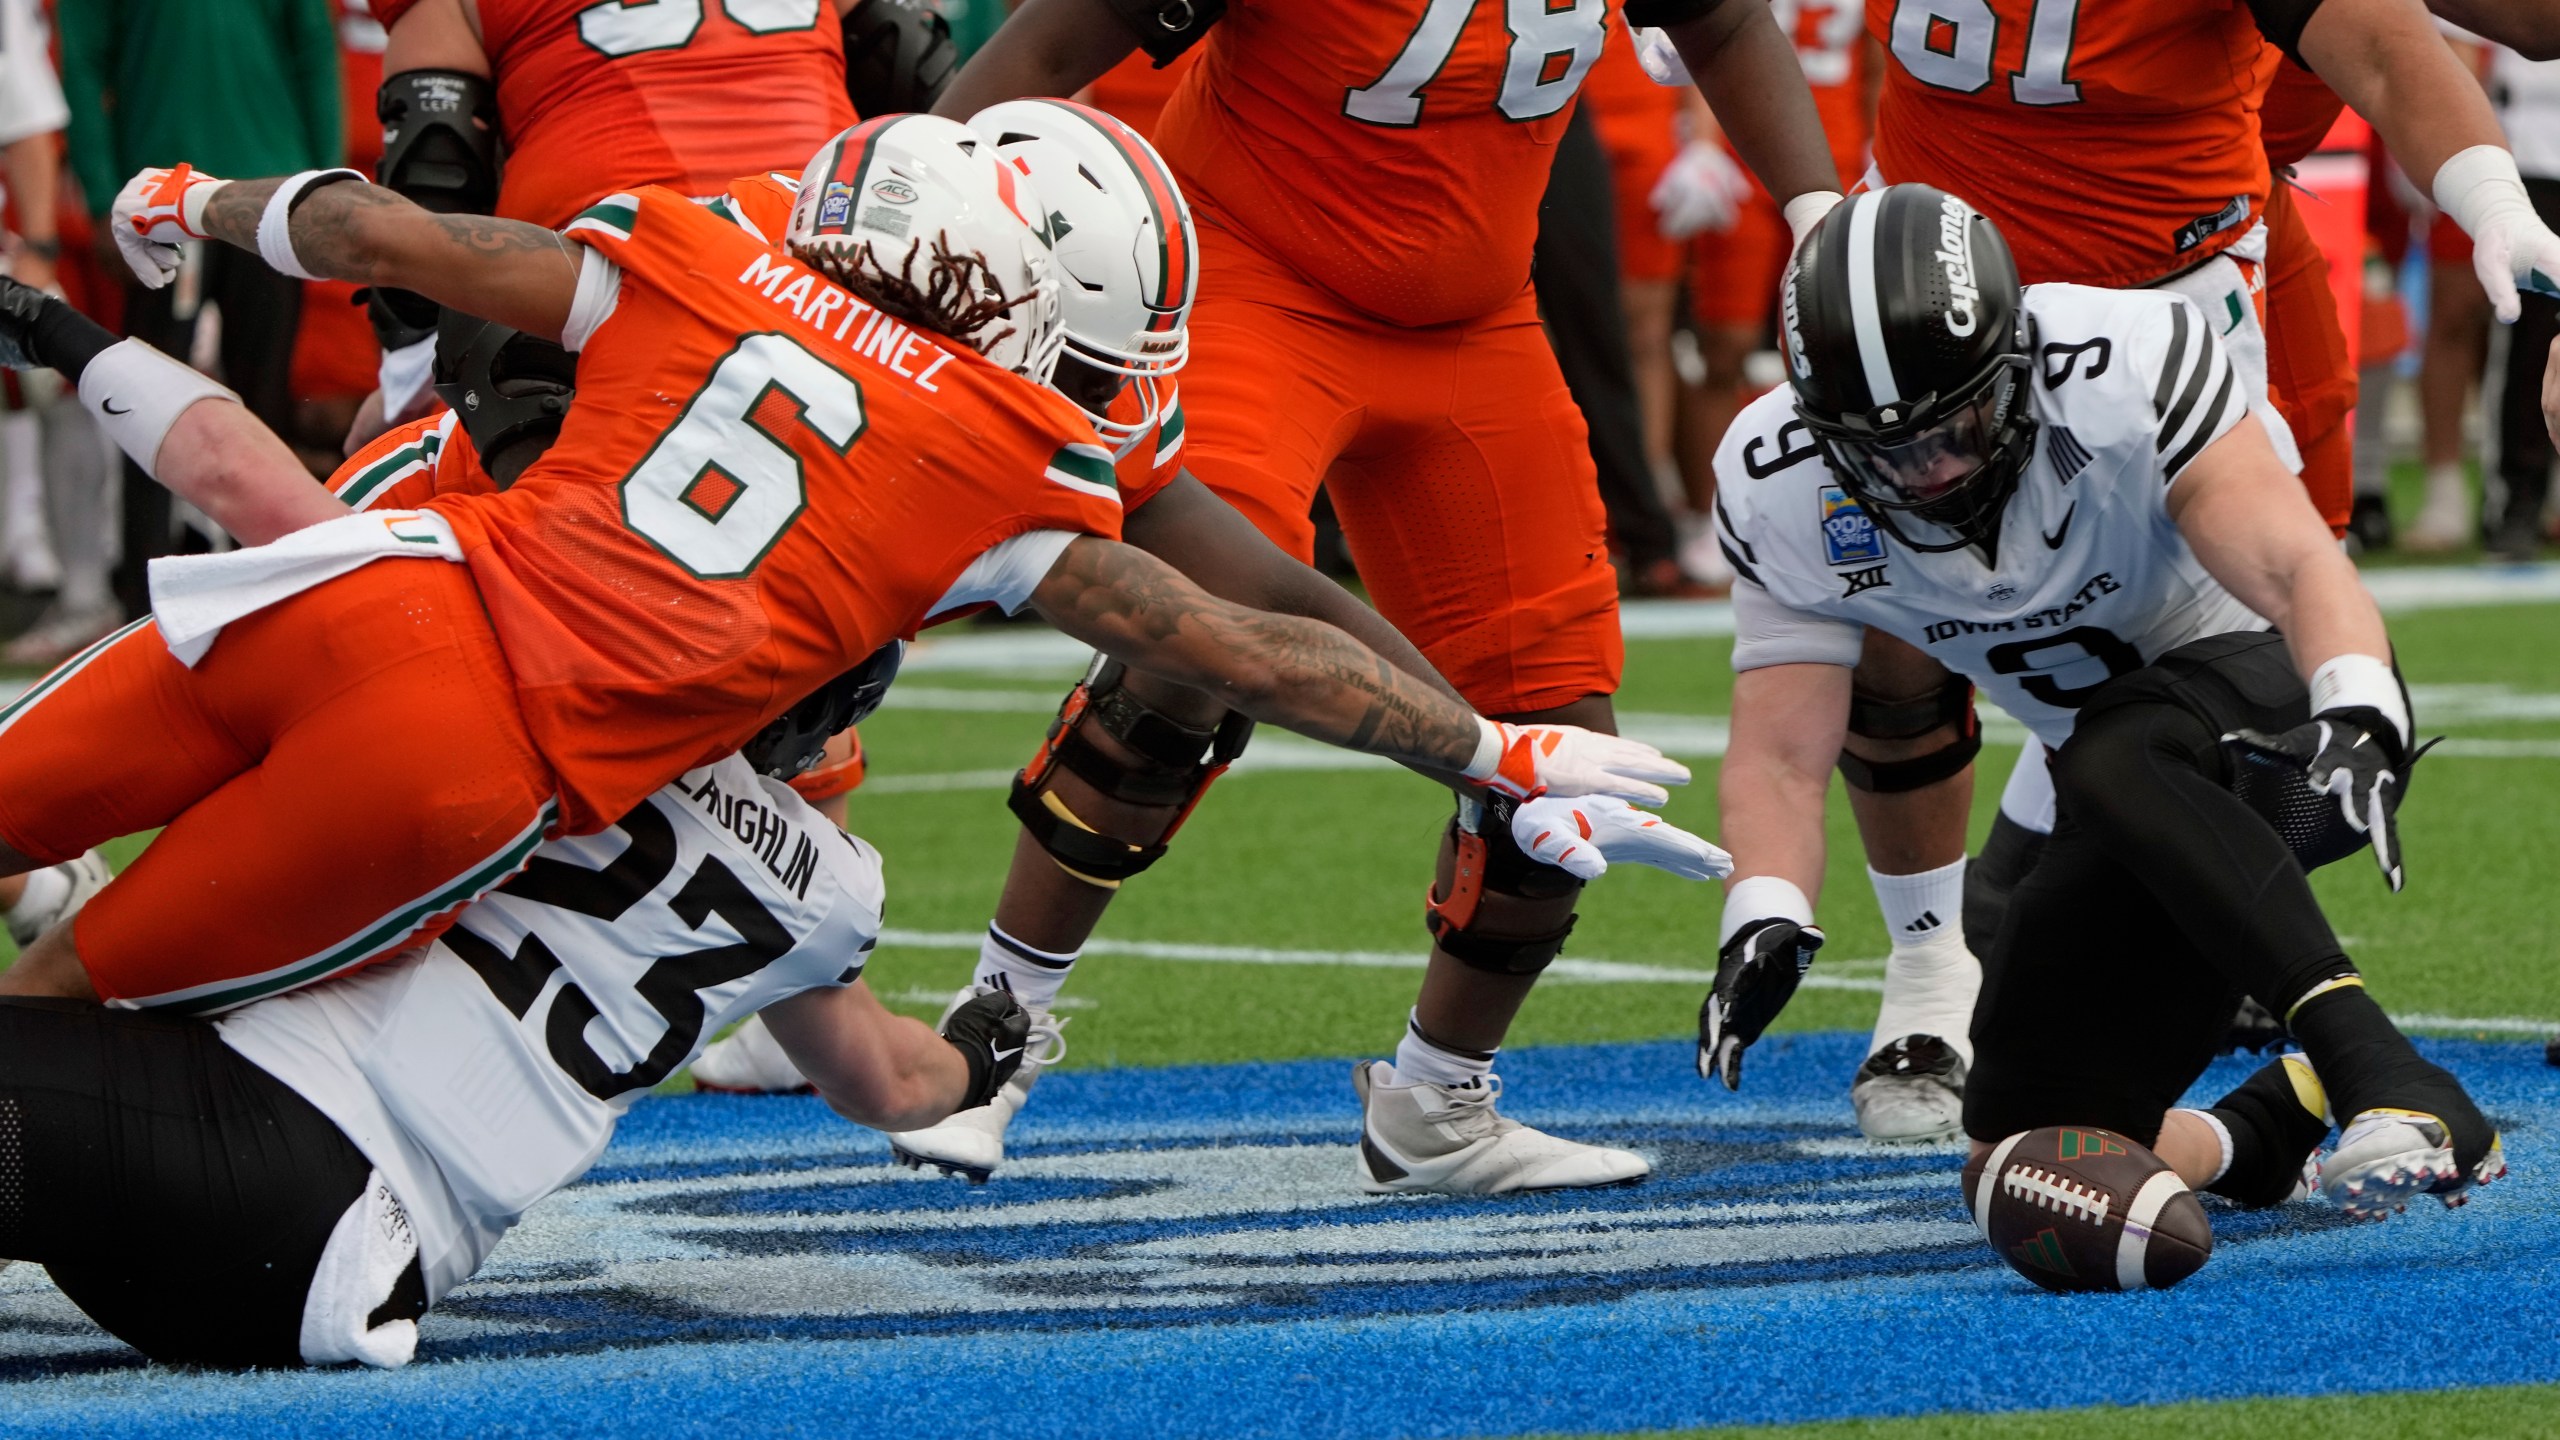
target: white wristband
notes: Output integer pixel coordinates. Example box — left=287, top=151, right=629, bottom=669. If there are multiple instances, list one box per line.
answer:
left=1719, top=874, right=1814, bottom=947
left=2310, top=653, right=2409, bottom=754
left=2432, top=144, right=2534, bottom=242
left=258, top=169, right=367, bottom=281
left=77, top=339, right=240, bottom=477
left=1461, top=716, right=1504, bottom=782
left=1782, top=191, right=1844, bottom=251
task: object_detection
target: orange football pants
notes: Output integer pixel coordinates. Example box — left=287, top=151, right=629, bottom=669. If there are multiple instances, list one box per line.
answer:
left=1175, top=220, right=1624, bottom=716
left=0, top=560, right=557, bottom=1013
left=2261, top=183, right=2358, bottom=535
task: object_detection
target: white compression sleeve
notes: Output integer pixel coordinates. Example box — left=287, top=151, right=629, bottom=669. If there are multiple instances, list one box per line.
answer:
left=76, top=340, right=239, bottom=477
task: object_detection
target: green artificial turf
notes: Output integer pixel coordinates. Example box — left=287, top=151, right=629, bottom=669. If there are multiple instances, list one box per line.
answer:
left=1568, top=1382, right=2560, bottom=1439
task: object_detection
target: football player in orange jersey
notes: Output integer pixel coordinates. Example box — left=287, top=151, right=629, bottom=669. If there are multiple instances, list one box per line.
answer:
left=930, top=0, right=1845, bottom=1193
left=356, top=0, right=856, bottom=423
left=0, top=117, right=1690, bottom=1020
left=1717, top=0, right=2560, bottom=1143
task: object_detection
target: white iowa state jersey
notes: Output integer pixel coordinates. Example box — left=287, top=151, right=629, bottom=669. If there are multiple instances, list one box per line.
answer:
left=217, top=755, right=884, bottom=1301
left=1717, top=283, right=2269, bottom=752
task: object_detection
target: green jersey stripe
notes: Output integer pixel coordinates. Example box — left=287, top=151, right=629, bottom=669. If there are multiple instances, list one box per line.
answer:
left=335, top=443, right=427, bottom=509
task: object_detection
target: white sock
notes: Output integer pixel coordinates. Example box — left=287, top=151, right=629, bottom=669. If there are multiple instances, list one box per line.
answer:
left=1868, top=859, right=1981, bottom=1065
left=1392, top=1010, right=1496, bottom=1089
left=2175, top=1107, right=2236, bottom=1186
left=2424, top=461, right=2467, bottom=498
left=972, top=922, right=1077, bottom=1011
left=10, top=864, right=68, bottom=922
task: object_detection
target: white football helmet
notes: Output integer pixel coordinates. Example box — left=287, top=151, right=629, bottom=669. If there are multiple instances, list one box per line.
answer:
left=967, top=98, right=1197, bottom=444
left=788, top=113, right=1065, bottom=384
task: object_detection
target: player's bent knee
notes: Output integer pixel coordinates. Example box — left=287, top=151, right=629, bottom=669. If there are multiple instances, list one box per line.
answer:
left=1008, top=659, right=1253, bottom=889
left=1838, top=672, right=1981, bottom=793
left=1424, top=794, right=1581, bottom=976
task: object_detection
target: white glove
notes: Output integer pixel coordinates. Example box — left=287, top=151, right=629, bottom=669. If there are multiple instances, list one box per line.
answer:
left=2434, top=145, right=2560, bottom=325
left=1463, top=719, right=1692, bottom=807
left=1632, top=27, right=1691, bottom=85
left=1511, top=794, right=1731, bottom=882
left=110, top=165, right=230, bottom=290
left=1650, top=140, right=1754, bottom=240
left=1782, top=190, right=1845, bottom=252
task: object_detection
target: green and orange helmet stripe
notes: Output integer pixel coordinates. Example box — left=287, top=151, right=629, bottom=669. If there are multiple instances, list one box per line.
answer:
left=1004, top=97, right=1196, bottom=334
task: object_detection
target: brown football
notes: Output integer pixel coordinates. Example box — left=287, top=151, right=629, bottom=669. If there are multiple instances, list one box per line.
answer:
left=1960, top=1126, right=2214, bottom=1293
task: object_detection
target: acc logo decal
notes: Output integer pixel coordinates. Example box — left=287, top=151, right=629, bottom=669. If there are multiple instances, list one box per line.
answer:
left=818, top=183, right=856, bottom=229
left=1820, top=486, right=1885, bottom=566
left=870, top=178, right=919, bottom=205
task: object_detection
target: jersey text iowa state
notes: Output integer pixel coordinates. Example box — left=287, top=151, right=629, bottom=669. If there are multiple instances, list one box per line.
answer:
left=1921, top=572, right=2122, bottom=644
left=737, top=251, right=958, bottom=393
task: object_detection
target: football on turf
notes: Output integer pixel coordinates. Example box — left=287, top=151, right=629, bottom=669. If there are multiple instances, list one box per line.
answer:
left=1961, top=1127, right=2213, bottom=1293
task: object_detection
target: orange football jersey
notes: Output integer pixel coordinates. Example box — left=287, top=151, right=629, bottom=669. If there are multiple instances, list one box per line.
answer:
left=715, top=170, right=1189, bottom=508
left=1866, top=0, right=2278, bottom=287
left=1151, top=0, right=1629, bottom=327
left=331, top=411, right=493, bottom=512
left=1085, top=48, right=1204, bottom=142
left=375, top=0, right=855, bottom=226
left=423, top=189, right=1122, bottom=831
left=2258, top=55, right=2344, bottom=170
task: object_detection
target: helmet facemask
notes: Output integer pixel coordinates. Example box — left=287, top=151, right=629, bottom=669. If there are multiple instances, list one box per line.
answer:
left=1801, top=348, right=2036, bottom=555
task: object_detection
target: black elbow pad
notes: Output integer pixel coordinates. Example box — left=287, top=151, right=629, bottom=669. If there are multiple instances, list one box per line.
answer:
left=1621, top=0, right=1715, bottom=29
left=378, top=69, right=502, bottom=215
left=1097, top=0, right=1227, bottom=65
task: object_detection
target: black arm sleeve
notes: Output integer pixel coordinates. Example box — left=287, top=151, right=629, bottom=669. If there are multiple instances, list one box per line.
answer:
left=1095, top=0, right=1227, bottom=65
left=2241, top=0, right=2329, bottom=62
left=1622, top=0, right=1716, bottom=30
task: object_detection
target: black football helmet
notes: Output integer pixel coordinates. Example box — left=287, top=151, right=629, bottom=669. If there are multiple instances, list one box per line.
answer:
left=1782, top=184, right=2036, bottom=554
left=741, top=640, right=907, bottom=781
left=431, top=310, right=576, bottom=487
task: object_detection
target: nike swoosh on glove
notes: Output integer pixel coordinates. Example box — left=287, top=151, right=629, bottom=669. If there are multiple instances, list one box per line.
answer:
left=2224, top=706, right=2435, bottom=893
left=110, top=165, right=229, bottom=291
left=1511, top=794, right=1732, bottom=882
left=940, top=988, right=1033, bottom=1109
left=1650, top=140, right=1753, bottom=241
left=1465, top=720, right=1691, bottom=807
left=1698, top=917, right=1824, bottom=1090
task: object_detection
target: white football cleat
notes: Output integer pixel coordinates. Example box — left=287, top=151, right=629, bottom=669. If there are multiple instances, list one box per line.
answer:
left=2323, top=1108, right=2507, bottom=1219
left=5, top=849, right=111, bottom=947
left=1850, top=1034, right=1966, bottom=1143
left=689, top=1013, right=813, bottom=1095
left=886, top=984, right=1067, bottom=1183
left=1353, top=1060, right=1649, bottom=1195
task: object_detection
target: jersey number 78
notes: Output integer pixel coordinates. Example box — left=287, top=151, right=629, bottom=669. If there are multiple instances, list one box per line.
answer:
left=1345, top=0, right=1610, bottom=126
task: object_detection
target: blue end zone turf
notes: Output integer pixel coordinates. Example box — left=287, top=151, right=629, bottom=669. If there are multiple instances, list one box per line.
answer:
left=1, top=1034, right=2551, bottom=1438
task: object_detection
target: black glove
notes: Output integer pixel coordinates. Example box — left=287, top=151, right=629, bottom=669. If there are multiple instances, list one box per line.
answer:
left=0, top=274, right=114, bottom=381
left=1697, top=917, right=1825, bottom=1090
left=0, top=274, right=56, bottom=371
left=2225, top=706, right=2431, bottom=893
left=940, top=988, right=1033, bottom=1109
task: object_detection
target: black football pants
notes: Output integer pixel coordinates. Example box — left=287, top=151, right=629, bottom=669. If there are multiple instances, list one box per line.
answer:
left=0, top=999, right=412, bottom=1367
left=1964, top=632, right=2357, bottom=1145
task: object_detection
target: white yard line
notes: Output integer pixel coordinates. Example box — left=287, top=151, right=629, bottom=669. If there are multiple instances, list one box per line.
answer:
left=871, top=929, right=2558, bottom=1034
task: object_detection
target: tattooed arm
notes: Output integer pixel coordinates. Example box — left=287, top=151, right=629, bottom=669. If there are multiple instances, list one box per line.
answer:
left=1027, top=536, right=1488, bottom=773
left=194, top=178, right=581, bottom=342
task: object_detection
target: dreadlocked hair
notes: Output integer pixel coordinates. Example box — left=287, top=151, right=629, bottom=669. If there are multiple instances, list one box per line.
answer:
left=792, top=232, right=1029, bottom=359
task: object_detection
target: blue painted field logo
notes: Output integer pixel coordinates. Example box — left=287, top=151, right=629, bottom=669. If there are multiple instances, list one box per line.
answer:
left=1822, top=486, right=1885, bottom=566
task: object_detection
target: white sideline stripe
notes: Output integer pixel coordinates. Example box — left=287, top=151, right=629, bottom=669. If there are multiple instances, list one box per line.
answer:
left=871, top=929, right=2560, bottom=1033
left=891, top=563, right=2560, bottom=668
left=873, top=927, right=1883, bottom=992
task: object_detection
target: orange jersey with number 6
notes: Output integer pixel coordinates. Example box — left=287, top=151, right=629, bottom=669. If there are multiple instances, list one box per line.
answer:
left=1866, top=0, right=2277, bottom=287
left=375, top=0, right=855, bottom=225
left=421, top=189, right=1122, bottom=831
left=1152, top=0, right=1634, bottom=327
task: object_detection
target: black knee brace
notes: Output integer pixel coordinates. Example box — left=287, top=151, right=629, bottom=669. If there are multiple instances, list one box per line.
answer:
left=1008, top=660, right=1252, bottom=888
left=1837, top=673, right=1982, bottom=793
left=369, top=70, right=502, bottom=352
left=1424, top=793, right=1582, bottom=975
